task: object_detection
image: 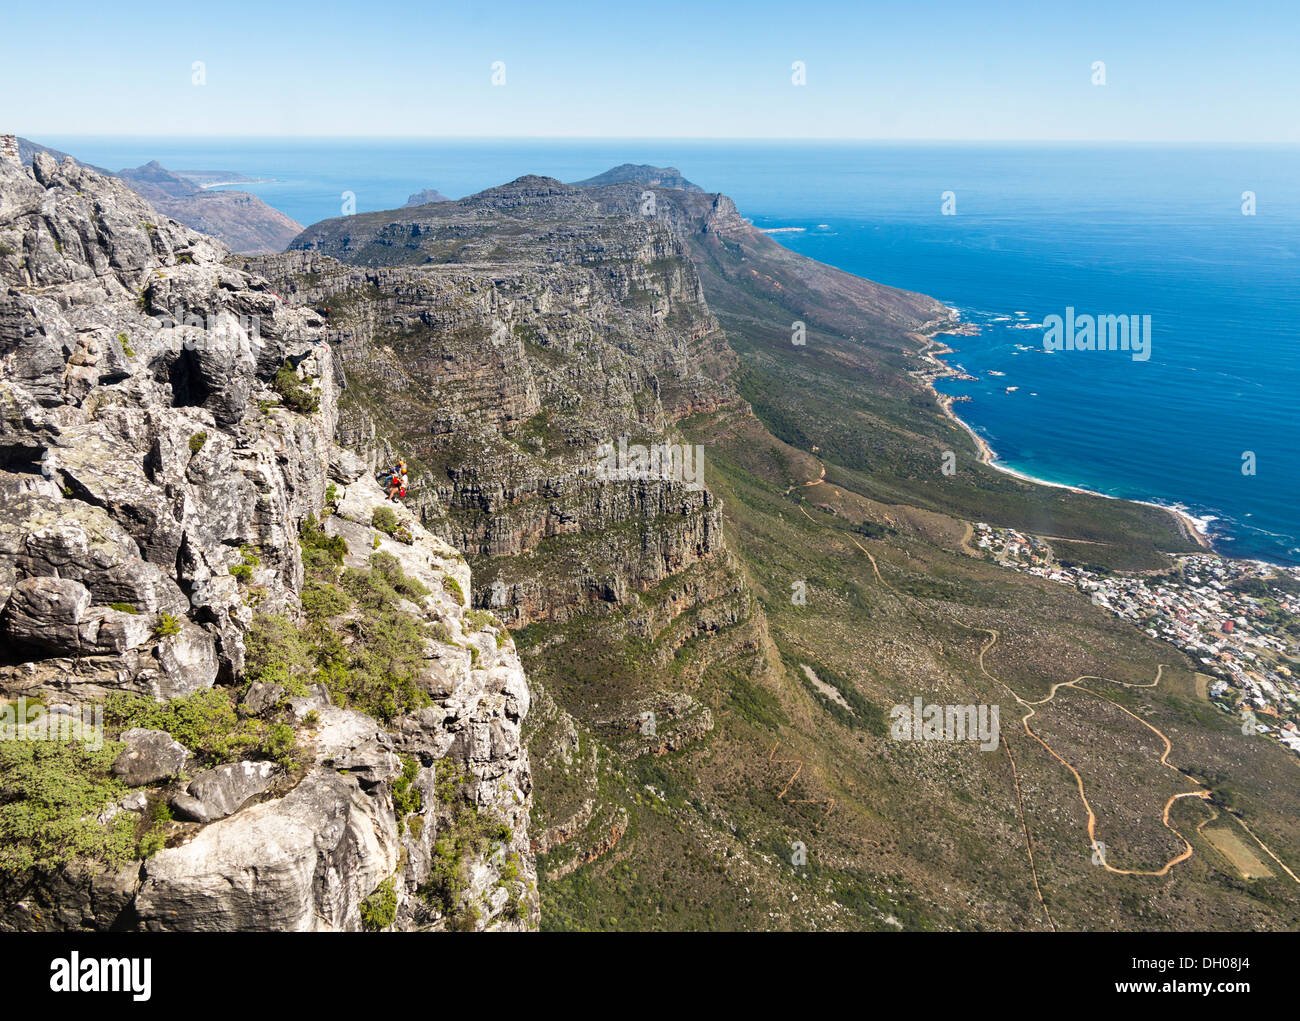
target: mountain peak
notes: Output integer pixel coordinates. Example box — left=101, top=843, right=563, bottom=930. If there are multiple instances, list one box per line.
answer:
left=404, top=187, right=451, bottom=206
left=571, top=163, right=704, bottom=192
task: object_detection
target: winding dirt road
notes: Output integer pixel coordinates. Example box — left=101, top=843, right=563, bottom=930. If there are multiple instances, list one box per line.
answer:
left=794, top=497, right=1297, bottom=916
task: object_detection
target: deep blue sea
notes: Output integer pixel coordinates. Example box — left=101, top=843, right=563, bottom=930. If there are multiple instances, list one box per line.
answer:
left=43, top=138, right=1300, bottom=564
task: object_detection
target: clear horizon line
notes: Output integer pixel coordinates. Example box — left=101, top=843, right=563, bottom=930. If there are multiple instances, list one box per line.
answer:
left=22, top=132, right=1300, bottom=146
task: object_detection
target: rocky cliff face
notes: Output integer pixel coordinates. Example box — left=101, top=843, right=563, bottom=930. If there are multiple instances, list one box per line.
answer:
left=236, top=176, right=784, bottom=900
left=15, top=142, right=303, bottom=255
left=0, top=154, right=536, bottom=930
left=250, top=176, right=743, bottom=629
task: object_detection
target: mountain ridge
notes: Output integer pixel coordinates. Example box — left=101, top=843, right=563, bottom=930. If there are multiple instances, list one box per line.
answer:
left=259, top=167, right=1299, bottom=929
left=15, top=138, right=302, bottom=255
left=2, top=148, right=1295, bottom=931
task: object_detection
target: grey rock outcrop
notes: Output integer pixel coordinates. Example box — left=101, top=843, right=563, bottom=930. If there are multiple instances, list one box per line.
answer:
left=169, top=760, right=278, bottom=823
left=0, top=151, right=336, bottom=698
left=112, top=728, right=191, bottom=786
left=0, top=153, right=537, bottom=931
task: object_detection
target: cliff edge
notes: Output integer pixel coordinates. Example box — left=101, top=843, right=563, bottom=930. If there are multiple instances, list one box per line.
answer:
left=0, top=153, right=536, bottom=930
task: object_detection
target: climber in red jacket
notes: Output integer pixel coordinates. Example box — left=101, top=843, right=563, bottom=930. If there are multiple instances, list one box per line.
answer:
left=386, top=460, right=408, bottom=501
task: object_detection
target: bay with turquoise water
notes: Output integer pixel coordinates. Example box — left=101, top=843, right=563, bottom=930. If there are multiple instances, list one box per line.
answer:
left=44, top=138, right=1300, bottom=564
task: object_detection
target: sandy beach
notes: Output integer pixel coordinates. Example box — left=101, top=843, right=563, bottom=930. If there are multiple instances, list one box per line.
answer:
left=911, top=326, right=1214, bottom=552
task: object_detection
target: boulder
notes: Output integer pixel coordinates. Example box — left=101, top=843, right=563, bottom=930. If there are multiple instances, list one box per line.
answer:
left=135, top=768, right=399, bottom=931
left=0, top=576, right=91, bottom=654
left=87, top=607, right=154, bottom=654
left=111, top=728, right=190, bottom=787
left=169, top=760, right=278, bottom=824
left=238, top=680, right=286, bottom=716
left=153, top=624, right=219, bottom=698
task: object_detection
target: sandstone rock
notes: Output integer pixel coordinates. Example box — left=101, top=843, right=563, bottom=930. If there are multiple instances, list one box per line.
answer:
left=169, top=760, right=278, bottom=823
left=238, top=680, right=286, bottom=715
left=112, top=728, right=191, bottom=786
left=153, top=623, right=219, bottom=698
left=304, top=704, right=398, bottom=783
left=88, top=606, right=154, bottom=653
left=0, top=576, right=91, bottom=654
left=0, top=860, right=141, bottom=932
left=0, top=154, right=538, bottom=932
left=135, top=769, right=398, bottom=931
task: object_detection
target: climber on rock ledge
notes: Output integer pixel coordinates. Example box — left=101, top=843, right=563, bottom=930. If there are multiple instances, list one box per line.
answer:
left=384, top=460, right=409, bottom=501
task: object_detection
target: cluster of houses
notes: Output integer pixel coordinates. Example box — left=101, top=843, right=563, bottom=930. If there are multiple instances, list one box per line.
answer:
left=971, top=523, right=1300, bottom=756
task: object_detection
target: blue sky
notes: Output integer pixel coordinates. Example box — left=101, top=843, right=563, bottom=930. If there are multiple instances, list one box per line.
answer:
left=5, top=0, right=1297, bottom=141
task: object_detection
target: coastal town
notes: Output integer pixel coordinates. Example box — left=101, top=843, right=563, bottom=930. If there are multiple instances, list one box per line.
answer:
left=971, top=522, right=1300, bottom=756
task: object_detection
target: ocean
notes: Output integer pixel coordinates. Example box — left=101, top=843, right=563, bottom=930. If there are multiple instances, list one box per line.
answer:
left=42, top=138, right=1300, bottom=564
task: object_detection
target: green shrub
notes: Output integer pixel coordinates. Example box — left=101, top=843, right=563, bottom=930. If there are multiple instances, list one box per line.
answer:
left=188, top=431, right=207, bottom=454
left=116, top=332, right=136, bottom=358
left=301, top=580, right=350, bottom=621
left=153, top=612, right=182, bottom=638
left=368, top=552, right=429, bottom=601
left=264, top=723, right=296, bottom=764
left=466, top=609, right=496, bottom=630
left=434, top=758, right=468, bottom=803
left=0, top=738, right=135, bottom=874
left=244, top=613, right=313, bottom=692
left=108, top=602, right=138, bottom=615
left=498, top=853, right=525, bottom=920
left=272, top=361, right=320, bottom=415
left=420, top=802, right=512, bottom=922
left=291, top=548, right=435, bottom=723
left=299, top=514, right=347, bottom=575
left=392, top=756, right=423, bottom=833
left=427, top=621, right=452, bottom=643
left=137, top=799, right=172, bottom=858
left=371, top=506, right=399, bottom=535
left=104, top=688, right=297, bottom=768
left=442, top=576, right=465, bottom=605
left=228, top=546, right=261, bottom=584
left=360, top=876, right=397, bottom=931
